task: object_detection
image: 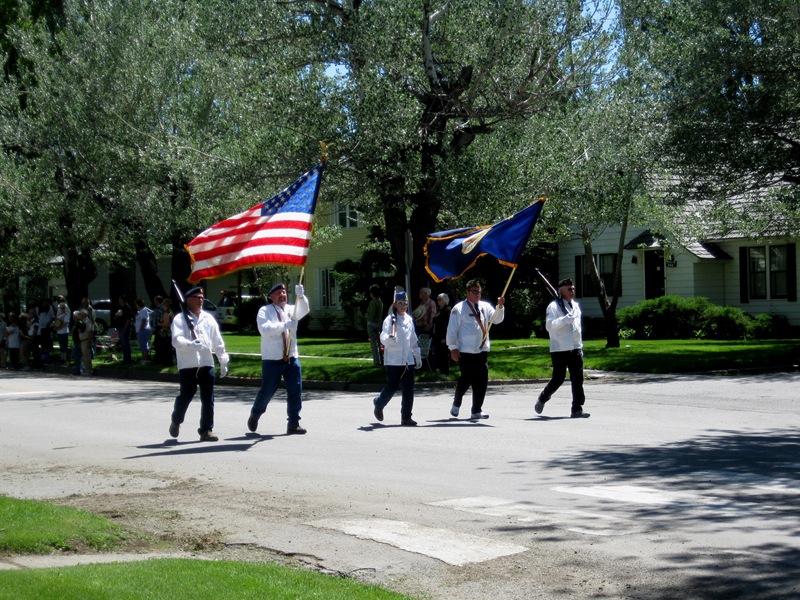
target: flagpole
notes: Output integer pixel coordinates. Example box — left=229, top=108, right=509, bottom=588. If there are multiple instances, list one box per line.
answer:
left=285, top=268, right=305, bottom=361
left=283, top=142, right=327, bottom=360
left=482, top=265, right=516, bottom=346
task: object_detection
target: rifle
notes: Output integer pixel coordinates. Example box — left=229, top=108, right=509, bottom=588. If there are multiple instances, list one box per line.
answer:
left=534, top=268, right=568, bottom=315
left=171, top=280, right=197, bottom=341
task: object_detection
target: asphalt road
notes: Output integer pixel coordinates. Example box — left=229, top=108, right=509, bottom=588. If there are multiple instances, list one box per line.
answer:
left=1, top=370, right=799, bottom=599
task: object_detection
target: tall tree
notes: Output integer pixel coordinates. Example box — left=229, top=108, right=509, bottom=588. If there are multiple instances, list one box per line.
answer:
left=273, top=0, right=621, bottom=291
left=620, top=0, right=800, bottom=233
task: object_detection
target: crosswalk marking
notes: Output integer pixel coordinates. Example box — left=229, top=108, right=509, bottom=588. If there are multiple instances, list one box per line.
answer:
left=552, top=484, right=694, bottom=505
left=553, top=484, right=780, bottom=517
left=429, top=496, right=642, bottom=537
left=308, top=518, right=528, bottom=566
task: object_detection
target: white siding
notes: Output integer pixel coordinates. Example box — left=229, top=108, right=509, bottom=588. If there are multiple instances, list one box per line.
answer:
left=559, top=228, right=800, bottom=325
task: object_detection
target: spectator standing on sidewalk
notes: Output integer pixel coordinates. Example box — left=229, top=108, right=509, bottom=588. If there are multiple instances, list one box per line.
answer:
left=114, top=296, right=134, bottom=364
left=54, top=301, right=71, bottom=363
left=5, top=314, right=20, bottom=370
left=134, top=298, right=153, bottom=364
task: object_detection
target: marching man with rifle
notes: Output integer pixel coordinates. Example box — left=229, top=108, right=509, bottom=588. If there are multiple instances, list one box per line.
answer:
left=169, top=284, right=230, bottom=442
left=534, top=273, right=590, bottom=418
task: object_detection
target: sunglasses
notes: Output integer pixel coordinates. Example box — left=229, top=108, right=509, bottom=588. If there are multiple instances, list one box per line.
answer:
left=397, top=301, right=408, bottom=306
left=468, top=289, right=482, bottom=294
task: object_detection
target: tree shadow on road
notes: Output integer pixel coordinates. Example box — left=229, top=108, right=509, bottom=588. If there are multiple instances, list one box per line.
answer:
left=541, top=428, right=800, bottom=599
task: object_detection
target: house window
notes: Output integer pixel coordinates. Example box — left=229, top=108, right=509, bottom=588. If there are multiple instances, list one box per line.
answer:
left=748, top=247, right=767, bottom=299
left=746, top=245, right=789, bottom=300
left=770, top=246, right=788, bottom=299
left=577, top=253, right=620, bottom=298
left=335, top=204, right=360, bottom=229
left=320, top=268, right=337, bottom=308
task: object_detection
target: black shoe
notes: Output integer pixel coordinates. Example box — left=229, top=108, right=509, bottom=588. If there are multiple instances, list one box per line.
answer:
left=287, top=426, right=307, bottom=435
left=534, top=401, right=544, bottom=415
left=199, top=430, right=219, bottom=441
left=247, top=415, right=259, bottom=433
left=169, top=421, right=180, bottom=438
left=401, top=418, right=417, bottom=426
left=570, top=410, right=590, bottom=418
left=374, top=404, right=384, bottom=422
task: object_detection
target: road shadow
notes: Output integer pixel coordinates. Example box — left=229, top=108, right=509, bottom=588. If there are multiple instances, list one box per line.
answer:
left=536, top=428, right=800, bottom=599
left=124, top=434, right=273, bottom=458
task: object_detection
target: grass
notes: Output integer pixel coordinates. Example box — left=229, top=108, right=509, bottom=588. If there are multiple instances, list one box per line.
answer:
left=0, top=559, right=412, bottom=600
left=0, top=496, right=130, bottom=555
left=88, top=334, right=800, bottom=382
left=0, top=496, right=412, bottom=600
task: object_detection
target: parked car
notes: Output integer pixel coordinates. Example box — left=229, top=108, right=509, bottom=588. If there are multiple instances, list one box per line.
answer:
left=203, top=298, right=218, bottom=314
left=216, top=291, right=239, bottom=327
left=215, top=291, right=263, bottom=330
left=91, top=299, right=112, bottom=335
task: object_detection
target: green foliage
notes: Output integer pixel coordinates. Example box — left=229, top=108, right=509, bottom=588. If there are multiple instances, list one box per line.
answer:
left=621, top=0, right=800, bottom=235
left=0, top=495, right=130, bottom=554
left=702, top=305, right=752, bottom=340
left=618, top=295, right=793, bottom=341
left=750, top=312, right=792, bottom=339
left=0, top=558, right=412, bottom=600
left=618, top=295, right=712, bottom=339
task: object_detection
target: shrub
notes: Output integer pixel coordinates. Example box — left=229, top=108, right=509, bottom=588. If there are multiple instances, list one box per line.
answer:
left=618, top=296, right=793, bottom=341
left=750, top=312, right=791, bottom=339
left=617, top=295, right=713, bottom=339
left=702, top=305, right=751, bottom=340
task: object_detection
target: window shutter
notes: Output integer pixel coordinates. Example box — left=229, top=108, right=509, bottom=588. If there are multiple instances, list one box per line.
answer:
left=574, top=255, right=582, bottom=298
left=787, top=243, right=797, bottom=302
left=739, top=247, right=749, bottom=304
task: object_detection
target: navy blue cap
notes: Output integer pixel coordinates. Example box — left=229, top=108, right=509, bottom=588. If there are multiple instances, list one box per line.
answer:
left=185, top=286, right=204, bottom=298
left=394, top=290, right=408, bottom=303
left=268, top=282, right=286, bottom=295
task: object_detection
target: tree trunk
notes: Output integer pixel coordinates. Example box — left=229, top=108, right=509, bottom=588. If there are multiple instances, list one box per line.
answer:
left=109, top=264, right=136, bottom=304
left=170, top=241, right=193, bottom=298
left=135, top=238, right=167, bottom=303
left=62, top=247, right=97, bottom=307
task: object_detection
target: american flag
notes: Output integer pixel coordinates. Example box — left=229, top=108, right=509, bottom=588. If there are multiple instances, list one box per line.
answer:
left=186, top=163, right=325, bottom=283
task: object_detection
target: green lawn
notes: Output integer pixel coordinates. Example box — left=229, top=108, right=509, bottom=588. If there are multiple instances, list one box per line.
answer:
left=92, top=334, right=800, bottom=382
left=0, top=496, right=131, bottom=555
left=0, top=496, right=412, bottom=600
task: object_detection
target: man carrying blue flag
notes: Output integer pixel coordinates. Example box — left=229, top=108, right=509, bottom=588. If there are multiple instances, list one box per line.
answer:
left=446, top=279, right=505, bottom=420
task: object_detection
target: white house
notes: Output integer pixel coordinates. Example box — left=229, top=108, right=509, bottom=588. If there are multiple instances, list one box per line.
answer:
left=557, top=225, right=799, bottom=325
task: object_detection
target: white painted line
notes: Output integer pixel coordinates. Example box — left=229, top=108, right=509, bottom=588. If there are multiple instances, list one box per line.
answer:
left=308, top=518, right=527, bottom=566
left=430, top=496, right=641, bottom=537
left=553, top=484, right=697, bottom=505
left=552, top=484, right=776, bottom=518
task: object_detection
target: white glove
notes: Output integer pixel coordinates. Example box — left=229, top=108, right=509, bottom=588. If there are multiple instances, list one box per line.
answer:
left=192, top=339, right=205, bottom=348
left=295, top=284, right=305, bottom=298
left=285, top=319, right=298, bottom=331
left=414, top=355, right=422, bottom=369
left=388, top=335, right=397, bottom=344
left=219, top=364, right=228, bottom=378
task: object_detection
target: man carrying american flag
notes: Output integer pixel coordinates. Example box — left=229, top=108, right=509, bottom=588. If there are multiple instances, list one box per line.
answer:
left=182, top=157, right=327, bottom=437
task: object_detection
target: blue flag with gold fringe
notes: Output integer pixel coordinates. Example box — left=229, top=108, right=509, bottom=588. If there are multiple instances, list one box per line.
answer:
left=424, top=199, right=546, bottom=283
